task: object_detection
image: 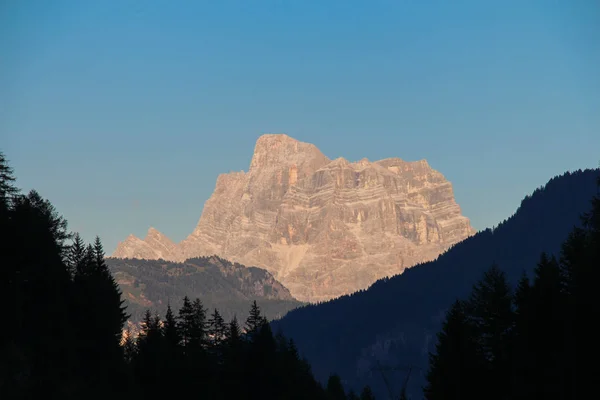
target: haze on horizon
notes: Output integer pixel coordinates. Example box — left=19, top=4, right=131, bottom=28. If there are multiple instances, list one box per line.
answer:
left=1, top=0, right=598, bottom=253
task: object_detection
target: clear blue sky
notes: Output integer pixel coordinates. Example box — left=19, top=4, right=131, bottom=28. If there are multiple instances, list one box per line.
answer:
left=2, top=0, right=599, bottom=254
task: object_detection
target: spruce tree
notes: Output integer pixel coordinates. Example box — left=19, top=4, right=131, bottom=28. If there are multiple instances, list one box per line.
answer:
left=245, top=300, right=264, bottom=337
left=178, top=296, right=194, bottom=349
left=424, top=300, right=485, bottom=400
left=122, top=326, right=137, bottom=364
left=347, top=390, right=360, bottom=400
left=465, top=264, right=514, bottom=399
left=0, top=151, right=18, bottom=210
left=190, top=298, right=208, bottom=350
left=511, top=272, right=533, bottom=397
left=208, top=308, right=227, bottom=346
left=66, top=233, right=86, bottom=278
left=528, top=253, right=568, bottom=399
left=227, top=315, right=242, bottom=343
left=360, top=385, right=375, bottom=400
left=163, top=304, right=180, bottom=349
left=326, top=374, right=346, bottom=400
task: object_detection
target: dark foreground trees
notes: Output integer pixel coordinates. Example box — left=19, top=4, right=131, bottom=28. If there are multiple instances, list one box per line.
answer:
left=129, top=298, right=332, bottom=399
left=0, top=152, right=371, bottom=399
left=424, top=176, right=600, bottom=400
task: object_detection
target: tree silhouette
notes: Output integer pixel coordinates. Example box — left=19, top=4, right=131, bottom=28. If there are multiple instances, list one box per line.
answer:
left=0, top=151, right=18, bottom=209
left=208, top=308, right=227, bottom=347
left=326, top=374, right=347, bottom=400
left=424, top=299, right=484, bottom=400
left=245, top=299, right=264, bottom=337
left=360, top=386, right=376, bottom=400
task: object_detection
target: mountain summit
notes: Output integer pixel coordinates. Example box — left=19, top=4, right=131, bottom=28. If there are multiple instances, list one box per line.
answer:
left=112, top=134, right=475, bottom=301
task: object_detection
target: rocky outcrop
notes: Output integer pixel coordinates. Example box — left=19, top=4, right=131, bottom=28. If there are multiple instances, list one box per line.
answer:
left=113, top=134, right=475, bottom=302
left=113, top=227, right=182, bottom=261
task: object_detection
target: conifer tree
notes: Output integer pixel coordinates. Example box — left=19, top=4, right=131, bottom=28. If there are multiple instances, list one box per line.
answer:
left=347, top=391, right=359, bottom=400
left=227, top=315, right=242, bottom=343
left=0, top=151, right=18, bottom=213
left=66, top=233, right=86, bottom=278
left=245, top=300, right=264, bottom=337
left=424, top=300, right=485, bottom=400
left=122, top=326, right=137, bottom=363
left=178, top=296, right=194, bottom=348
left=208, top=308, right=227, bottom=346
left=190, top=298, right=208, bottom=349
left=465, top=264, right=514, bottom=399
left=360, top=385, right=375, bottom=400
left=528, top=253, right=568, bottom=398
left=511, top=272, right=533, bottom=397
left=163, top=304, right=180, bottom=348
left=326, top=374, right=346, bottom=400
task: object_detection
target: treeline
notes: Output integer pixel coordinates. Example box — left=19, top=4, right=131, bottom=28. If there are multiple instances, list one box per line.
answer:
left=129, top=298, right=377, bottom=399
left=0, top=151, right=376, bottom=399
left=425, top=177, right=599, bottom=400
left=1, top=151, right=128, bottom=398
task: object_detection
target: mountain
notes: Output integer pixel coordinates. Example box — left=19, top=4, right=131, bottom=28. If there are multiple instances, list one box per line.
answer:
left=106, top=255, right=303, bottom=323
left=113, top=133, right=475, bottom=302
left=270, top=168, right=600, bottom=399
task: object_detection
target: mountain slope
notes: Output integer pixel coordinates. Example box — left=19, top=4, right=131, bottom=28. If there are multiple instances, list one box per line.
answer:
left=107, top=255, right=303, bottom=323
left=271, top=168, right=600, bottom=399
left=113, top=133, right=474, bottom=302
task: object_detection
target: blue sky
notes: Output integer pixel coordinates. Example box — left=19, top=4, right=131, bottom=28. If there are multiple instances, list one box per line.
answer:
left=2, top=0, right=599, bottom=253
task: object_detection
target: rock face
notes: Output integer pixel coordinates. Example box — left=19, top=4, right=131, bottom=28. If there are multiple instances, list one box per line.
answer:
left=112, top=134, right=475, bottom=302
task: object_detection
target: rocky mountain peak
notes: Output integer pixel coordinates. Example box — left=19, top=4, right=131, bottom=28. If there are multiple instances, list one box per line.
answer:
left=249, top=133, right=330, bottom=173
left=113, top=134, right=475, bottom=302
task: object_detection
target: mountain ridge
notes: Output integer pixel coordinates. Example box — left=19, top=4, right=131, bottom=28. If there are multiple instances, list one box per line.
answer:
left=270, top=167, right=600, bottom=399
left=107, top=254, right=303, bottom=323
left=113, top=133, right=475, bottom=302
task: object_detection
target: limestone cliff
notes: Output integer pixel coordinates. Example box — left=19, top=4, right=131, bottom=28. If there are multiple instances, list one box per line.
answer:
left=112, top=134, right=475, bottom=302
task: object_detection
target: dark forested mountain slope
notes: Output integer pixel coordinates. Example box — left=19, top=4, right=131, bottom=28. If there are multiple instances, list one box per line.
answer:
left=272, top=168, right=600, bottom=399
left=107, top=255, right=304, bottom=323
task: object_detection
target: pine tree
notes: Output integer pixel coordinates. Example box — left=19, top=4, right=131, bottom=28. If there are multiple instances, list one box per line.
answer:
left=163, top=304, right=180, bottom=349
left=465, top=264, right=514, bottom=399
left=208, top=308, right=227, bottom=346
left=347, top=390, right=360, bottom=400
left=511, top=271, right=533, bottom=397
left=360, top=385, right=376, bottom=400
left=178, top=296, right=194, bottom=349
left=221, top=316, right=245, bottom=399
left=528, top=253, right=568, bottom=399
left=134, top=311, right=165, bottom=395
left=0, top=151, right=19, bottom=210
left=66, top=233, right=86, bottom=278
left=122, top=326, right=137, bottom=363
left=6, top=189, right=73, bottom=396
left=326, top=374, right=346, bottom=400
left=70, top=236, right=128, bottom=393
left=245, top=300, right=264, bottom=337
left=0, top=151, right=18, bottom=211
left=190, top=298, right=208, bottom=349
left=227, top=315, right=242, bottom=343
left=89, top=236, right=128, bottom=343
left=424, top=300, right=485, bottom=400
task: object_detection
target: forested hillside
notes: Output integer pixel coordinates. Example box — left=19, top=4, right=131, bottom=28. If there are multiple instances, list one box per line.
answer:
left=273, top=168, right=600, bottom=399
left=107, top=256, right=303, bottom=323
